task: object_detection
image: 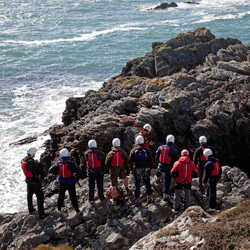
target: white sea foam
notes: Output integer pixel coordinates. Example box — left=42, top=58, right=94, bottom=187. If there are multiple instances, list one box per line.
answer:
left=0, top=80, right=102, bottom=213
left=3, top=24, right=146, bottom=46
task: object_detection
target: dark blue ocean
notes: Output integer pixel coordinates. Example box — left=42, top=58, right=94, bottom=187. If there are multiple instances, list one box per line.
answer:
left=0, top=0, right=250, bottom=212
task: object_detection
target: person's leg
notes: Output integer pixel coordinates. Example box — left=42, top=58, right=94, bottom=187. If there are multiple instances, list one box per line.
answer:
left=58, top=184, right=66, bottom=211
left=88, top=171, right=96, bottom=202
left=110, top=168, right=119, bottom=198
left=134, top=169, right=141, bottom=199
left=27, top=183, right=35, bottom=213
left=199, top=164, right=205, bottom=193
left=96, top=173, right=105, bottom=201
left=162, top=169, right=171, bottom=199
left=174, top=187, right=182, bottom=211
left=184, top=184, right=191, bottom=209
left=34, top=182, right=45, bottom=216
left=209, top=180, right=217, bottom=209
left=68, top=183, right=80, bottom=212
left=143, top=171, right=152, bottom=196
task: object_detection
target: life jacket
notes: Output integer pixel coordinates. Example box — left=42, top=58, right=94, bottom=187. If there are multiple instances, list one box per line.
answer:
left=87, top=152, right=101, bottom=168
left=200, top=147, right=207, bottom=161
left=211, top=161, right=220, bottom=176
left=58, top=161, right=72, bottom=178
left=159, top=146, right=171, bottom=164
left=21, top=159, right=33, bottom=178
left=111, top=151, right=124, bottom=167
left=134, top=149, right=147, bottom=163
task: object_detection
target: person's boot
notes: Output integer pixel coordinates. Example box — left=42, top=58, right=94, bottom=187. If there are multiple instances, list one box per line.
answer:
left=29, top=208, right=36, bottom=215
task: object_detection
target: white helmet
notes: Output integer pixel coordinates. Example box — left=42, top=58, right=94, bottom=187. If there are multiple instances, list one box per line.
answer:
left=135, top=135, right=144, bottom=145
left=166, top=134, right=175, bottom=143
left=88, top=139, right=97, bottom=149
left=203, top=148, right=213, bottom=158
left=112, top=138, right=120, bottom=147
left=59, top=148, right=69, bottom=158
left=143, top=123, right=152, bottom=132
left=181, top=149, right=189, bottom=156
left=27, top=147, right=37, bottom=157
left=199, top=136, right=207, bottom=144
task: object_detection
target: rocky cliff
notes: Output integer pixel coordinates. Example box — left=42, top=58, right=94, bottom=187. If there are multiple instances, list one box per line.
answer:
left=1, top=28, right=250, bottom=250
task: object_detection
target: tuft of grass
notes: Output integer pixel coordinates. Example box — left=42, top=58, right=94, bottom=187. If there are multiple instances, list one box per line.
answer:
left=190, top=199, right=250, bottom=250
left=34, top=244, right=73, bottom=250
left=156, top=227, right=179, bottom=238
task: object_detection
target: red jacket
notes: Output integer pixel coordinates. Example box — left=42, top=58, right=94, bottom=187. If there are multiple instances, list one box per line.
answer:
left=171, top=156, right=198, bottom=184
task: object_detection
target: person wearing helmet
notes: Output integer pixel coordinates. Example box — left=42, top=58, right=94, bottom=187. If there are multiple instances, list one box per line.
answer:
left=137, top=123, right=153, bottom=149
left=171, top=149, right=198, bottom=212
left=21, top=147, right=47, bottom=219
left=83, top=139, right=106, bottom=205
left=193, top=136, right=214, bottom=193
left=105, top=138, right=130, bottom=204
left=49, top=148, right=82, bottom=214
left=202, top=148, right=222, bottom=211
left=129, top=135, right=153, bottom=203
left=155, top=134, right=178, bottom=201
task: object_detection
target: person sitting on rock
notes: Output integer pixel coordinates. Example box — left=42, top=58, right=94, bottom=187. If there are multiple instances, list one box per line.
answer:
left=202, top=148, right=222, bottom=211
left=155, top=134, right=178, bottom=202
left=171, top=149, right=198, bottom=212
left=193, top=136, right=214, bottom=194
left=129, top=135, right=153, bottom=203
left=21, top=147, right=48, bottom=219
left=105, top=138, right=130, bottom=202
left=83, top=139, right=106, bottom=205
left=49, top=148, right=81, bottom=215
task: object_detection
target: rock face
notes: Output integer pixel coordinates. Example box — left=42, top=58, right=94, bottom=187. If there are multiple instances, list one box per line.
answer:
left=42, top=28, right=249, bottom=176
left=1, top=28, right=250, bottom=249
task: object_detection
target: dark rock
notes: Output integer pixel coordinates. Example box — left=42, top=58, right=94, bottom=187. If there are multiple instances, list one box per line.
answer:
left=154, top=2, right=178, bottom=10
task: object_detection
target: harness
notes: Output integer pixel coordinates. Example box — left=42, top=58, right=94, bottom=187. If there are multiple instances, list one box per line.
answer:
left=58, top=161, right=72, bottom=178
left=87, top=152, right=101, bottom=168
left=159, top=146, right=171, bottom=164
left=21, top=159, right=33, bottom=178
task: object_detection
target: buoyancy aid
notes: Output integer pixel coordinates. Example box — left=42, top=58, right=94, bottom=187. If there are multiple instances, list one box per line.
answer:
left=21, top=159, right=33, bottom=178
left=58, top=161, right=72, bottom=178
left=211, top=161, right=220, bottom=176
left=200, top=146, right=207, bottom=161
left=159, top=146, right=171, bottom=164
left=87, top=152, right=101, bottom=168
left=111, top=151, right=124, bottom=167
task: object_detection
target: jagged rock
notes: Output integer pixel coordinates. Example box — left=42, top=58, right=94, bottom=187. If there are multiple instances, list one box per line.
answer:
left=154, top=2, right=178, bottom=10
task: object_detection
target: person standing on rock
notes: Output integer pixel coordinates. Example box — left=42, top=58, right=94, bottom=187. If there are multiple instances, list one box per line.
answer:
left=49, top=148, right=81, bottom=214
left=137, top=123, right=153, bottom=149
left=193, top=136, right=214, bottom=194
left=105, top=138, right=130, bottom=203
left=21, top=147, right=47, bottom=219
left=171, top=149, right=198, bottom=212
left=129, top=135, right=153, bottom=203
left=83, top=139, right=106, bottom=205
left=202, top=148, right=222, bottom=211
left=155, top=134, right=178, bottom=202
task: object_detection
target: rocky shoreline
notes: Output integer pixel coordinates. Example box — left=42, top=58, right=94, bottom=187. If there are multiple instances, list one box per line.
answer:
left=0, top=28, right=250, bottom=249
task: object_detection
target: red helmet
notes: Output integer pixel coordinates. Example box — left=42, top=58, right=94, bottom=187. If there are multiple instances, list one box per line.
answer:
left=181, top=149, right=189, bottom=156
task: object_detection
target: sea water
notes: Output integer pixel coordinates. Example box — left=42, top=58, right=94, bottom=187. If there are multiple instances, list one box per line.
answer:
left=0, top=0, right=250, bottom=213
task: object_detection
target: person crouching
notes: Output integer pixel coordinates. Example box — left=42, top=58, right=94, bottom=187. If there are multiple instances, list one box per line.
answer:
left=171, top=149, right=198, bottom=212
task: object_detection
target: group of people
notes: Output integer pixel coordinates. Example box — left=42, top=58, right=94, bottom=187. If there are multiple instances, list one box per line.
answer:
left=21, top=123, right=222, bottom=219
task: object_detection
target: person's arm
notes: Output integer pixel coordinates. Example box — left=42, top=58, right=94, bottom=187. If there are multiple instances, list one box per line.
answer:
left=193, top=147, right=200, bottom=165
left=128, top=149, right=134, bottom=172
left=171, top=161, right=179, bottom=177
left=155, top=146, right=161, bottom=164
left=105, top=151, right=113, bottom=169
left=191, top=162, right=198, bottom=178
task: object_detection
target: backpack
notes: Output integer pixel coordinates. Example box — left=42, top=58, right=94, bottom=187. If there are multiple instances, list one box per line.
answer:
left=134, top=149, right=147, bottom=163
